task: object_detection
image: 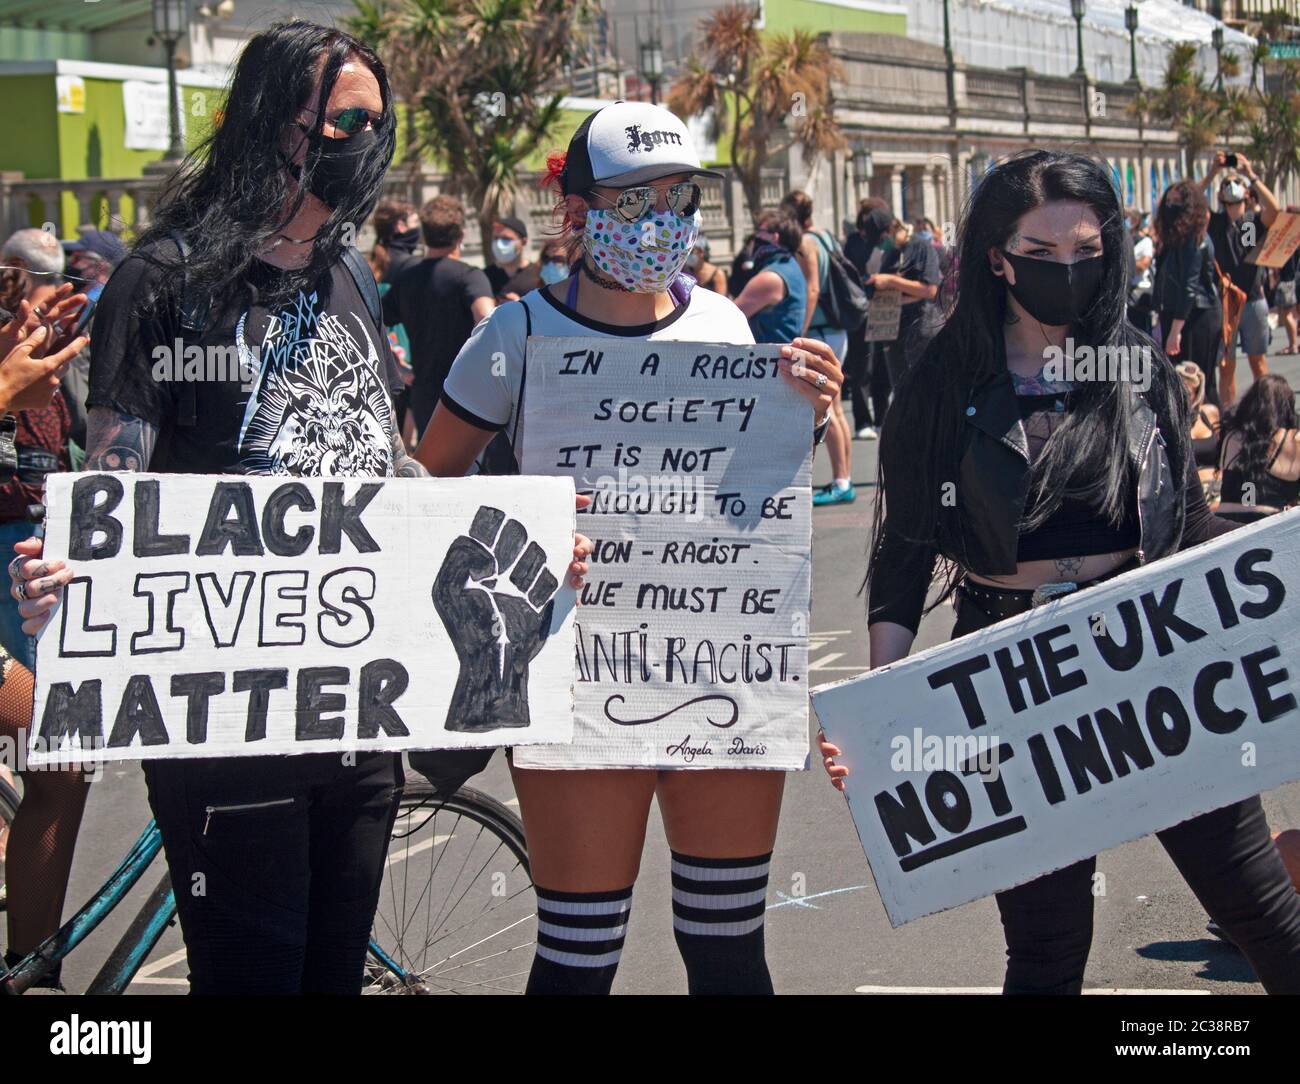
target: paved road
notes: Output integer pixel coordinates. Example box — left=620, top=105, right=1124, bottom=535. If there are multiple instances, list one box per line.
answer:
left=25, top=338, right=1300, bottom=995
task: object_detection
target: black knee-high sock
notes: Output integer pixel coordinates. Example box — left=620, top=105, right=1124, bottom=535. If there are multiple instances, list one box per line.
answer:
left=526, top=885, right=632, bottom=996
left=671, top=851, right=773, bottom=995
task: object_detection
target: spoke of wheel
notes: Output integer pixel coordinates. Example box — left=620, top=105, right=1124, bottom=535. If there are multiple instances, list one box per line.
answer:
left=417, top=879, right=531, bottom=950
left=425, top=913, right=536, bottom=972
left=395, top=809, right=464, bottom=950
left=424, top=820, right=491, bottom=937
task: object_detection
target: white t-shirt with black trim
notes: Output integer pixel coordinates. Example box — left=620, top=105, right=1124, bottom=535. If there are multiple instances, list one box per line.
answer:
left=440, top=283, right=756, bottom=456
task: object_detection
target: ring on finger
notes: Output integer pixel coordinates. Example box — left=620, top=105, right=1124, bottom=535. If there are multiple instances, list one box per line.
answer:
left=10, top=579, right=27, bottom=603
left=8, top=554, right=25, bottom=581
left=814, top=372, right=828, bottom=388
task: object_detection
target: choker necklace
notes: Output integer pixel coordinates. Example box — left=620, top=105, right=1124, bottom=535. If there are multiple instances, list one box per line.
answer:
left=580, top=260, right=633, bottom=293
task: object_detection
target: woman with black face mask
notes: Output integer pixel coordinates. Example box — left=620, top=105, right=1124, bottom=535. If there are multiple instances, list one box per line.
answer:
left=10, top=21, right=457, bottom=996
left=820, top=150, right=1300, bottom=994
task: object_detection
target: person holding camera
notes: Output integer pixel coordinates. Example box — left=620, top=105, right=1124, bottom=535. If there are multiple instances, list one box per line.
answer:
left=1201, top=150, right=1280, bottom=407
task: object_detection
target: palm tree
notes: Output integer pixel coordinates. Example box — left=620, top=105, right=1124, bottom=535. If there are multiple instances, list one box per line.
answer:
left=667, top=2, right=845, bottom=222
left=1135, top=42, right=1224, bottom=174
left=348, top=0, right=596, bottom=253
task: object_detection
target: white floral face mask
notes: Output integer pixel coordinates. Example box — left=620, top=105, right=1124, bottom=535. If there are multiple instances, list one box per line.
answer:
left=581, top=208, right=701, bottom=292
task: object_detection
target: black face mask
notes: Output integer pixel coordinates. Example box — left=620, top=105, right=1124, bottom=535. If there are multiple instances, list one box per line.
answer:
left=1003, top=252, right=1105, bottom=327
left=387, top=226, right=420, bottom=253
left=291, top=126, right=379, bottom=210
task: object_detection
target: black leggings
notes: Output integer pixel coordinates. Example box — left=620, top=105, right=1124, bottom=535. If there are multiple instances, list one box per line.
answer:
left=144, top=751, right=404, bottom=995
left=1161, top=304, right=1223, bottom=408
left=844, top=331, right=891, bottom=429
left=952, top=592, right=1300, bottom=994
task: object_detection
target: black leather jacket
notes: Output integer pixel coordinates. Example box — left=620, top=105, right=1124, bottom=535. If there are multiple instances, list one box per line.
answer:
left=955, top=368, right=1183, bottom=576
left=1153, top=235, right=1219, bottom=319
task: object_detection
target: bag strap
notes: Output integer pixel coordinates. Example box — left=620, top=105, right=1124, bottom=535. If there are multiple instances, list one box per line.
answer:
left=169, top=230, right=207, bottom=428
left=340, top=244, right=383, bottom=331
left=510, top=298, right=532, bottom=464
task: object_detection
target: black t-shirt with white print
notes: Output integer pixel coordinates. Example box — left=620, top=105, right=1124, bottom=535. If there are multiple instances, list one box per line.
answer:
left=88, top=242, right=404, bottom=476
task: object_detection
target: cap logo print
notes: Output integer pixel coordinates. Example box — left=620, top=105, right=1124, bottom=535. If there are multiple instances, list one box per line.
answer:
left=625, top=124, right=684, bottom=153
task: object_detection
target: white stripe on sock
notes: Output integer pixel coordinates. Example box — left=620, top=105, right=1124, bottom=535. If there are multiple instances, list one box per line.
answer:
left=673, top=913, right=767, bottom=938
left=671, top=858, right=770, bottom=882
left=671, top=887, right=767, bottom=909
left=535, top=944, right=625, bottom=969
left=537, top=919, right=629, bottom=943
left=535, top=896, right=631, bottom=917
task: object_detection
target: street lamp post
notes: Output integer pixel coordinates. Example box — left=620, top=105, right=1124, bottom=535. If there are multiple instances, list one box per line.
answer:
left=1212, top=25, right=1225, bottom=91
left=941, top=0, right=957, bottom=123
left=852, top=147, right=874, bottom=185
left=1125, top=4, right=1140, bottom=86
left=639, top=38, right=664, bottom=106
left=1071, top=0, right=1087, bottom=78
left=152, top=0, right=189, bottom=161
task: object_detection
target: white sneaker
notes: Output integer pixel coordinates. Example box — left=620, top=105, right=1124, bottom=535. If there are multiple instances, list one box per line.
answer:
left=855, top=425, right=878, bottom=440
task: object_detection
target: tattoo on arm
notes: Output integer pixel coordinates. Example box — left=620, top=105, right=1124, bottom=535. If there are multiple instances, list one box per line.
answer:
left=390, top=426, right=429, bottom=478
left=84, top=407, right=157, bottom=472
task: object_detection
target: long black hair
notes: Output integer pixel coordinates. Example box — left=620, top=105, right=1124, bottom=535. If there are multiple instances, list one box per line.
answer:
left=863, top=149, right=1188, bottom=622
left=1221, top=374, right=1299, bottom=480
left=138, top=20, right=396, bottom=312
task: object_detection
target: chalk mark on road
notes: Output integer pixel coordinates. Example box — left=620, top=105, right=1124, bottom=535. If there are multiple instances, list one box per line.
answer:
left=769, top=884, right=870, bottom=911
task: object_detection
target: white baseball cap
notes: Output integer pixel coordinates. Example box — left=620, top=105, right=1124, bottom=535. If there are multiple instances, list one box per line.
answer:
left=560, top=101, right=721, bottom=193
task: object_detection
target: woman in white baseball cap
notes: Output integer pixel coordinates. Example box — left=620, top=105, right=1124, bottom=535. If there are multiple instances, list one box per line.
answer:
left=415, top=101, right=842, bottom=995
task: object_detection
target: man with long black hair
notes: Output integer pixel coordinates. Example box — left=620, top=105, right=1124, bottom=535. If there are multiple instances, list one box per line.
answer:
left=61, top=21, right=423, bottom=994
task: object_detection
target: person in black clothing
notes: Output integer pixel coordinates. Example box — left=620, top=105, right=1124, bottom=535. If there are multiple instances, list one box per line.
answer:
left=1216, top=373, right=1300, bottom=521
left=1153, top=180, right=1222, bottom=407
left=370, top=197, right=421, bottom=284
left=485, top=214, right=539, bottom=301
left=869, top=219, right=942, bottom=390
left=820, top=150, right=1300, bottom=994
left=1201, top=151, right=1281, bottom=406
left=22, top=21, right=432, bottom=995
left=841, top=198, right=894, bottom=437
left=382, top=195, right=495, bottom=437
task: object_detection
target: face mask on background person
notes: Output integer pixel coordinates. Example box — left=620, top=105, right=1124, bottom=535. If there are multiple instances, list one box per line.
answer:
left=492, top=237, right=522, bottom=264
left=1002, top=251, right=1105, bottom=327
left=582, top=207, right=701, bottom=293
left=388, top=225, right=420, bottom=252
left=539, top=260, right=569, bottom=285
left=686, top=250, right=703, bottom=271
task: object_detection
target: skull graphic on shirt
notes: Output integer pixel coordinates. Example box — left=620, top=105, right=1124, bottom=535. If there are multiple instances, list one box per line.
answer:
left=236, top=288, right=393, bottom=477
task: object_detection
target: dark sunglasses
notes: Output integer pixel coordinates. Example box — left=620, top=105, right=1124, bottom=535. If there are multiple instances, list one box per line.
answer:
left=596, top=181, right=702, bottom=224
left=300, top=106, right=382, bottom=137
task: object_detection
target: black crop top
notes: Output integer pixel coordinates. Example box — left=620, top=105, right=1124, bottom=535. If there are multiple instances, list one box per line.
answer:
left=1191, top=409, right=1221, bottom=469
left=1220, top=433, right=1300, bottom=508
left=1015, top=392, right=1140, bottom=561
left=868, top=392, right=1238, bottom=634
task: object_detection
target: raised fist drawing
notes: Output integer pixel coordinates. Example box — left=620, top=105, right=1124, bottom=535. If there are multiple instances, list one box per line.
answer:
left=434, top=505, right=560, bottom=732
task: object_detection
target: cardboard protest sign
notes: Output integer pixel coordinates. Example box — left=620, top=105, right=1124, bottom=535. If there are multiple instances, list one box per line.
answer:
left=864, top=290, right=902, bottom=342
left=515, top=337, right=812, bottom=770
left=28, top=473, right=577, bottom=765
left=812, top=510, right=1300, bottom=927
left=1246, top=210, right=1300, bottom=268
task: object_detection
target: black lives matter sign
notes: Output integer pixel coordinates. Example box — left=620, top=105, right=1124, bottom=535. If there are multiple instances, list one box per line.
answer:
left=813, top=510, right=1300, bottom=926
left=29, top=472, right=576, bottom=764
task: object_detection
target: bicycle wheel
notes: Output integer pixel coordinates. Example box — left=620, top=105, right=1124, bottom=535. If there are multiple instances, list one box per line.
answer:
left=366, top=781, right=535, bottom=994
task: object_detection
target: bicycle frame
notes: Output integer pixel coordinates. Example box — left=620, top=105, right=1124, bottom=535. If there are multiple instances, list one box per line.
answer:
left=1, top=816, right=417, bottom=995
left=1, top=820, right=163, bottom=995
